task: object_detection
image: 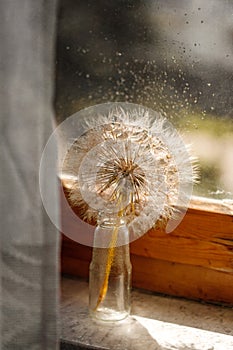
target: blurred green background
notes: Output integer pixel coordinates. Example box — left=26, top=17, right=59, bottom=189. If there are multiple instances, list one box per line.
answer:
left=55, top=0, right=233, bottom=201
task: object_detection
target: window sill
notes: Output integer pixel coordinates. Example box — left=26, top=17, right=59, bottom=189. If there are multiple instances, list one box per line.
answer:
left=61, top=276, right=233, bottom=350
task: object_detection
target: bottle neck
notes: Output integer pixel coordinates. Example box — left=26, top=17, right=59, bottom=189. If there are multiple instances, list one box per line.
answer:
left=97, top=212, right=126, bottom=228
left=93, top=212, right=129, bottom=248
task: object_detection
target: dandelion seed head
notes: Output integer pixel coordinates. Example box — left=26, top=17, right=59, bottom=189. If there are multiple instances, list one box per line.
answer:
left=62, top=102, right=198, bottom=237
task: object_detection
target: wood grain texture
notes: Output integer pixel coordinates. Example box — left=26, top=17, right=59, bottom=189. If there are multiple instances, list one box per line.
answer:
left=61, top=205, right=233, bottom=305
left=131, top=209, right=233, bottom=272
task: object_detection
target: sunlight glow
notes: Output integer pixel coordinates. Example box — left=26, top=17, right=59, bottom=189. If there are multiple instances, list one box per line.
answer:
left=133, top=315, right=233, bottom=350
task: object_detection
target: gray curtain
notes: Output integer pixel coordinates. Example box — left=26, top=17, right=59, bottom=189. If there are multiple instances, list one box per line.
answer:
left=0, top=0, right=59, bottom=349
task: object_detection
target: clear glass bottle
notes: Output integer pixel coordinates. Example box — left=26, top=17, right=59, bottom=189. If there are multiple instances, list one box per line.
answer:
left=89, top=215, right=132, bottom=321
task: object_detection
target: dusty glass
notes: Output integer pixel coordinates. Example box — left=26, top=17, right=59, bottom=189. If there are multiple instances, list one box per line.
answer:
left=56, top=0, right=233, bottom=203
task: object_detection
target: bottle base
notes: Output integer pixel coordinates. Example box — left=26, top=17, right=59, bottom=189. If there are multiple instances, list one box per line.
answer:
left=90, top=307, right=130, bottom=322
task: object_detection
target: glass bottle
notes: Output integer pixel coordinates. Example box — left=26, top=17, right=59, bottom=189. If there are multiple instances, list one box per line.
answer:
left=89, top=215, right=132, bottom=321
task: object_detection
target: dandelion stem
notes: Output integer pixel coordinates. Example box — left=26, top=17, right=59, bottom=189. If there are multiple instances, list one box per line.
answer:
left=94, top=195, right=126, bottom=311
left=94, top=222, right=119, bottom=311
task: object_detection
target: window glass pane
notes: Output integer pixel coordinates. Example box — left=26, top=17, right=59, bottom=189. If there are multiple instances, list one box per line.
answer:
left=56, top=0, right=233, bottom=202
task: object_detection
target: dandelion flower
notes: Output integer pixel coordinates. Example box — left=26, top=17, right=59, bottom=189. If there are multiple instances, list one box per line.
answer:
left=62, top=102, right=198, bottom=239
